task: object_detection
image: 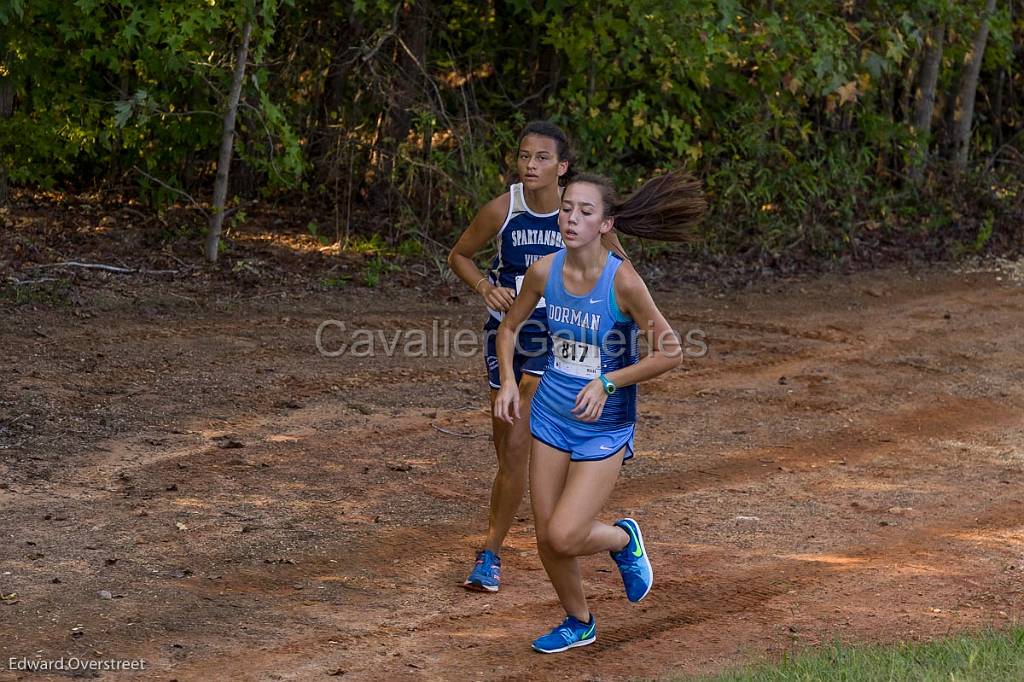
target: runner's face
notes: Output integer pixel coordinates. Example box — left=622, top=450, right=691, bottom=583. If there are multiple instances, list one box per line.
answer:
left=517, top=134, right=566, bottom=190
left=559, top=182, right=612, bottom=248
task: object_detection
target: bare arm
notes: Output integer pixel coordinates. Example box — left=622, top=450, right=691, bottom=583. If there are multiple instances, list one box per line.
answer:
left=605, top=262, right=681, bottom=388
left=446, top=193, right=516, bottom=312
left=493, top=255, right=553, bottom=423
left=571, top=262, right=681, bottom=422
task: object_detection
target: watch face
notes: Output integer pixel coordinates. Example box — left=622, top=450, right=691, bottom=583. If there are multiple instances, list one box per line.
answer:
left=605, top=384, right=615, bottom=395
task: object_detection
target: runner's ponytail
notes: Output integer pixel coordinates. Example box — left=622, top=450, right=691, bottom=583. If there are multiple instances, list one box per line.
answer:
left=570, top=171, right=706, bottom=242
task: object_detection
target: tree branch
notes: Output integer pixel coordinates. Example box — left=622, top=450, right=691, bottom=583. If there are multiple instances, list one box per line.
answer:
left=27, top=262, right=179, bottom=275
left=132, top=166, right=208, bottom=216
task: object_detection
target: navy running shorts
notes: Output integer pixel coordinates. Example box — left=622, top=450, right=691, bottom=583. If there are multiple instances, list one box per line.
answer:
left=483, top=316, right=548, bottom=389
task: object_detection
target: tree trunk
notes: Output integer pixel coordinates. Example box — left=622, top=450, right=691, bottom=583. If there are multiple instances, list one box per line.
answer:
left=910, top=22, right=944, bottom=183
left=523, top=43, right=559, bottom=120
left=310, top=11, right=364, bottom=180
left=525, top=1, right=561, bottom=121
left=0, top=76, right=13, bottom=204
left=206, top=15, right=254, bottom=263
left=375, top=0, right=429, bottom=198
left=992, top=69, right=1005, bottom=148
left=950, top=0, right=997, bottom=175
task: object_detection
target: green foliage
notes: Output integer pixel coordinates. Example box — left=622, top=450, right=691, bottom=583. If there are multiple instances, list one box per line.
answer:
left=538, top=0, right=1013, bottom=257
left=229, top=209, right=248, bottom=231
left=397, top=238, right=424, bottom=258
left=319, top=274, right=350, bottom=289
left=0, top=0, right=25, bottom=24
left=2, top=0, right=298, bottom=207
left=361, top=254, right=398, bottom=288
left=974, top=213, right=995, bottom=251
left=242, top=74, right=307, bottom=190
left=307, top=220, right=330, bottom=246
left=346, top=233, right=388, bottom=255
left=953, top=210, right=997, bottom=257
left=3, top=0, right=1022, bottom=260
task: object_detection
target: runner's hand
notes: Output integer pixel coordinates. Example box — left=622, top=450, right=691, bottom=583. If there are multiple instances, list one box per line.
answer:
left=572, top=379, right=608, bottom=422
left=481, top=284, right=516, bottom=312
left=494, top=384, right=521, bottom=424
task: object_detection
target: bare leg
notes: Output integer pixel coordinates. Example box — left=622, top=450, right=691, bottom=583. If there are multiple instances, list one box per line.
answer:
left=529, top=441, right=574, bottom=612
left=531, top=441, right=629, bottom=621
left=482, top=373, right=540, bottom=553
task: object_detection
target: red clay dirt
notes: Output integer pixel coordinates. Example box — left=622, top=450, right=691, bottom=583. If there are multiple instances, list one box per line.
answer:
left=1, top=263, right=1023, bottom=681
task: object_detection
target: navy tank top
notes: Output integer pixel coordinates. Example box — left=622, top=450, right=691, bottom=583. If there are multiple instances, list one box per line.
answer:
left=486, top=182, right=564, bottom=322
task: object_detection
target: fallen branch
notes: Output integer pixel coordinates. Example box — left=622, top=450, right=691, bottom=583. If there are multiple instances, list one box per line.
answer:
left=431, top=423, right=489, bottom=439
left=160, top=251, right=191, bottom=269
left=167, top=291, right=199, bottom=305
left=6, top=277, right=61, bottom=286
left=242, top=290, right=288, bottom=301
left=28, top=262, right=178, bottom=275
left=120, top=206, right=174, bottom=229
left=982, top=128, right=1024, bottom=175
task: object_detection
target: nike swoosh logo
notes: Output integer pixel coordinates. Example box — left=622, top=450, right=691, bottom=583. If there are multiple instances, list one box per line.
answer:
left=589, top=299, right=603, bottom=304
left=627, top=525, right=643, bottom=558
left=581, top=622, right=595, bottom=639
left=599, top=445, right=612, bottom=450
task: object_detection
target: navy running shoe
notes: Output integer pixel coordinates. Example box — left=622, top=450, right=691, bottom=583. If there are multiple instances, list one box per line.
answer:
left=610, top=518, right=653, bottom=602
left=531, top=614, right=597, bottom=653
left=463, top=549, right=501, bottom=592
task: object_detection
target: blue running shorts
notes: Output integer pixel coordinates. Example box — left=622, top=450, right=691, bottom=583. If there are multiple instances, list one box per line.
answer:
left=530, top=405, right=635, bottom=462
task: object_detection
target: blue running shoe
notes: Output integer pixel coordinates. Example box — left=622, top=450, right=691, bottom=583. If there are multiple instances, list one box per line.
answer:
left=531, top=614, right=597, bottom=654
left=610, top=518, right=653, bottom=602
left=463, top=550, right=501, bottom=592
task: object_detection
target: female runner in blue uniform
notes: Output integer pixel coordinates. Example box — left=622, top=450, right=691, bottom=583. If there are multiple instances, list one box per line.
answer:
left=448, top=123, right=624, bottom=593
left=493, top=171, right=705, bottom=652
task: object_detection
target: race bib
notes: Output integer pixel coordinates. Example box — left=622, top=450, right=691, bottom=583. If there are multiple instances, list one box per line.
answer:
left=552, top=337, right=601, bottom=379
left=515, top=275, right=545, bottom=309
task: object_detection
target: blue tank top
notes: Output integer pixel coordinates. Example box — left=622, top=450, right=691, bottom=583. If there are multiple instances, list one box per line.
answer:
left=533, top=250, right=640, bottom=427
left=486, top=182, right=564, bottom=322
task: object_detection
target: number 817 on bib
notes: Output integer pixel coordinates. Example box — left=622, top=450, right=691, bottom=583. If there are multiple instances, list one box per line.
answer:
left=552, top=337, right=602, bottom=379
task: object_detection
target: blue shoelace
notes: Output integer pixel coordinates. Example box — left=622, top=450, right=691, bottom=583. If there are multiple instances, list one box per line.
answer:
left=549, top=618, right=586, bottom=643
left=620, top=560, right=645, bottom=576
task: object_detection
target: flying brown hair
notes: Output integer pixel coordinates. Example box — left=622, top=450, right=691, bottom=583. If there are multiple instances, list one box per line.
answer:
left=570, top=171, right=706, bottom=242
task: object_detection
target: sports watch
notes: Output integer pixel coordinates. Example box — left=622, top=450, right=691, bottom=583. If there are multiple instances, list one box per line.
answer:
left=598, top=374, right=616, bottom=395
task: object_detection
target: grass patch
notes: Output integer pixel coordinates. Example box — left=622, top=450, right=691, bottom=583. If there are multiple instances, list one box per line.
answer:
left=319, top=275, right=351, bottom=289
left=0, top=278, right=72, bottom=306
left=361, top=254, right=400, bottom=288
left=682, top=628, right=1024, bottom=682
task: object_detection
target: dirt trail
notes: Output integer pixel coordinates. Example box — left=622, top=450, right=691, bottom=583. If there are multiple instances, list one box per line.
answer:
left=1, top=267, right=1023, bottom=681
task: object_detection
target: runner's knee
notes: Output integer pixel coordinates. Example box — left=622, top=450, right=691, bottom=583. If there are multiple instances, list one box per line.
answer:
left=495, top=456, right=528, bottom=487
left=545, top=521, right=585, bottom=557
left=503, top=426, right=532, bottom=460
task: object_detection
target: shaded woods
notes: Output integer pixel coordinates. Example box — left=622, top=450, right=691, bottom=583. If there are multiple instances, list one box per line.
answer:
left=2, top=1, right=1022, bottom=264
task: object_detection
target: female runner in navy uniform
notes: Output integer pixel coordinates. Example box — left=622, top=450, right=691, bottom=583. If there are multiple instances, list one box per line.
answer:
left=493, top=171, right=704, bottom=652
left=448, top=123, right=624, bottom=592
